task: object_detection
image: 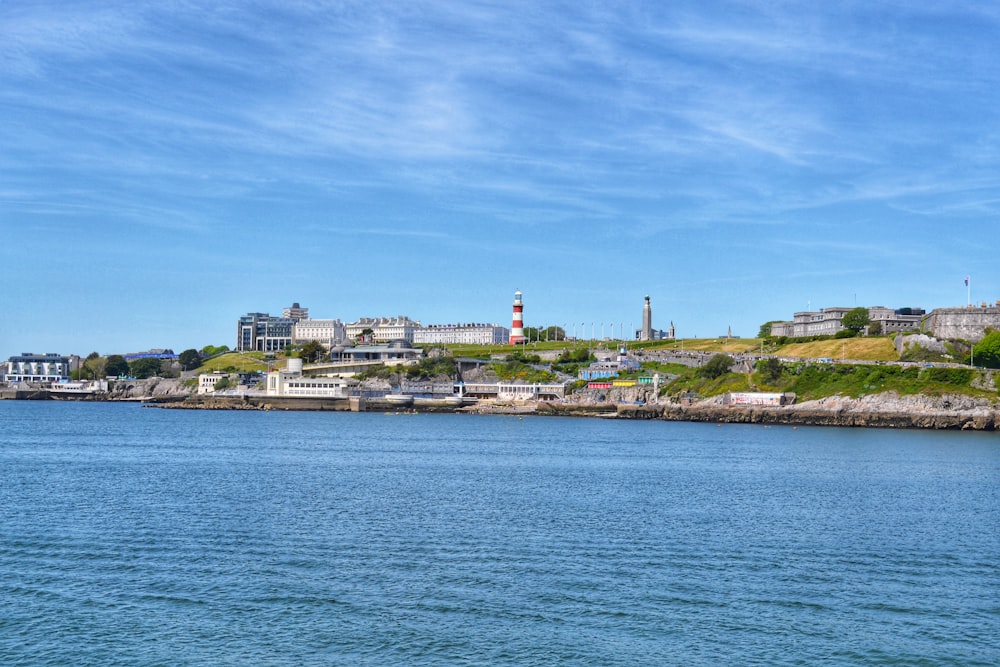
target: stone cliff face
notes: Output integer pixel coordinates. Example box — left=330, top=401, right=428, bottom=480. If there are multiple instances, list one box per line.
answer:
left=105, top=378, right=193, bottom=400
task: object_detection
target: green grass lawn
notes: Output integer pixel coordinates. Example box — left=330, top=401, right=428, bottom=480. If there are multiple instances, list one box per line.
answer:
left=196, top=352, right=271, bottom=373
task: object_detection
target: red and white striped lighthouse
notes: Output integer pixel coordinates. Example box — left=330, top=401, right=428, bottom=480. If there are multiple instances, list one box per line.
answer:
left=509, top=289, right=525, bottom=344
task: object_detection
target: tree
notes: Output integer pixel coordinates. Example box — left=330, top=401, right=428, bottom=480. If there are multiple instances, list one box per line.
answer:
left=701, top=354, right=733, bottom=379
left=81, top=355, right=107, bottom=380
left=129, top=357, right=162, bottom=379
left=756, top=357, right=783, bottom=384
left=758, top=321, right=779, bottom=338
left=972, top=330, right=1000, bottom=368
left=178, top=349, right=202, bottom=371
left=841, top=307, right=870, bottom=334
left=299, top=340, right=326, bottom=363
left=105, top=355, right=129, bottom=377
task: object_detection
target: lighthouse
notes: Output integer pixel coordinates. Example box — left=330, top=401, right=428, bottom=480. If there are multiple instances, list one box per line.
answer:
left=510, top=290, right=525, bottom=344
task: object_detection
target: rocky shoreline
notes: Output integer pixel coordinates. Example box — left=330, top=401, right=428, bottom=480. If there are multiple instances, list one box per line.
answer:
left=5, top=378, right=998, bottom=431
left=146, top=390, right=1000, bottom=430
left=540, top=392, right=1000, bottom=430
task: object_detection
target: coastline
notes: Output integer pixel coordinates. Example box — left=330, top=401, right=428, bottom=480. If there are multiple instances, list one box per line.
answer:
left=540, top=393, right=1000, bottom=430
left=150, top=391, right=999, bottom=430
left=5, top=383, right=998, bottom=430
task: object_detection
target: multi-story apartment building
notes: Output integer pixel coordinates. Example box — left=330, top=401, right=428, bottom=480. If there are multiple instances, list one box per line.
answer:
left=282, top=302, right=309, bottom=321
left=236, top=303, right=311, bottom=352
left=345, top=316, right=421, bottom=343
left=413, top=323, right=509, bottom=345
left=293, top=319, right=347, bottom=345
left=236, top=313, right=296, bottom=352
left=3, top=353, right=71, bottom=383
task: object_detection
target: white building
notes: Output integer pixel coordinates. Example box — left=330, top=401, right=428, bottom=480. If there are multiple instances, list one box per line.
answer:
left=293, top=319, right=347, bottom=345
left=198, top=373, right=229, bottom=394
left=266, top=359, right=357, bottom=397
left=458, top=382, right=568, bottom=401
left=346, top=316, right=421, bottom=343
left=4, top=353, right=71, bottom=383
left=414, top=323, right=509, bottom=345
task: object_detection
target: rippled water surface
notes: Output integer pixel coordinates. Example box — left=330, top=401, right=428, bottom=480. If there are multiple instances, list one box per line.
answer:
left=2, top=401, right=998, bottom=665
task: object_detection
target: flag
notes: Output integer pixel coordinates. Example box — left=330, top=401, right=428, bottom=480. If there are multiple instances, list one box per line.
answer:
left=965, top=275, right=970, bottom=286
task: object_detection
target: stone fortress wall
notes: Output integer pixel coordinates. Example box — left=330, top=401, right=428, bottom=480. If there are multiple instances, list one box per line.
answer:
left=926, top=306, right=1000, bottom=342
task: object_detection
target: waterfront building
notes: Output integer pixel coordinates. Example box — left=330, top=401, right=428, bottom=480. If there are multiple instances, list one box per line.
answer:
left=265, top=358, right=358, bottom=397
left=457, top=381, right=567, bottom=401
left=3, top=353, right=71, bottom=383
left=293, top=319, right=347, bottom=345
left=198, top=372, right=228, bottom=394
left=345, top=316, right=420, bottom=343
left=414, top=323, right=509, bottom=346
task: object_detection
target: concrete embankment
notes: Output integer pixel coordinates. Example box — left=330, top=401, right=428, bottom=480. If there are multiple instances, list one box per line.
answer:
left=146, top=395, right=475, bottom=413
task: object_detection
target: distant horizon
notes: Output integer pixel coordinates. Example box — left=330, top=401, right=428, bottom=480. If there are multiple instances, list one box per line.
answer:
left=3, top=3, right=997, bottom=356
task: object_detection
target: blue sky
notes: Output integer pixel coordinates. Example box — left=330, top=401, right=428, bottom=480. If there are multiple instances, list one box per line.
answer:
left=2, top=1, right=999, bottom=356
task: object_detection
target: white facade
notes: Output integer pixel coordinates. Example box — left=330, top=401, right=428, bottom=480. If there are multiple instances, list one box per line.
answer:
left=4, top=353, right=70, bottom=383
left=346, top=316, right=420, bottom=343
left=414, top=323, right=509, bottom=345
left=266, top=370, right=357, bottom=397
left=458, top=382, right=567, bottom=401
left=198, top=373, right=228, bottom=394
left=293, top=319, right=346, bottom=344
left=727, top=392, right=786, bottom=406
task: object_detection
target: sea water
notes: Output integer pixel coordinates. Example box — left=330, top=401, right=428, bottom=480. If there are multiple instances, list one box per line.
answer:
left=1, top=401, right=998, bottom=666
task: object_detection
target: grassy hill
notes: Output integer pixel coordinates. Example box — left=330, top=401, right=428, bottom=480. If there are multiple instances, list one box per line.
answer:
left=197, top=352, right=271, bottom=373
left=774, top=337, right=898, bottom=361
left=445, top=336, right=900, bottom=360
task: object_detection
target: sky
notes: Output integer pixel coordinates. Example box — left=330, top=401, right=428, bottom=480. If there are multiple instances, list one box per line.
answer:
left=2, top=1, right=999, bottom=356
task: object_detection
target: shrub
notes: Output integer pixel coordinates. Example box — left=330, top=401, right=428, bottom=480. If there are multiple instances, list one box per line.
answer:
left=921, top=368, right=973, bottom=385
left=701, top=354, right=733, bottom=379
